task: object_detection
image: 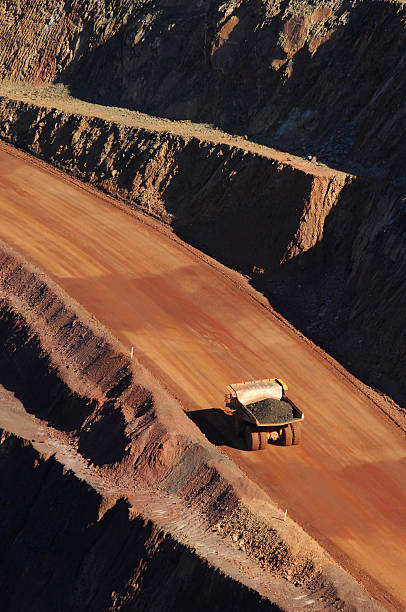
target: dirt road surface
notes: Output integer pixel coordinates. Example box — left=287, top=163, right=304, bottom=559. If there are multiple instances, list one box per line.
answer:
left=0, top=142, right=405, bottom=610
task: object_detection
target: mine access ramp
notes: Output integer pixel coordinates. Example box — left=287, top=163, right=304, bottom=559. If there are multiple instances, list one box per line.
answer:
left=225, top=378, right=304, bottom=451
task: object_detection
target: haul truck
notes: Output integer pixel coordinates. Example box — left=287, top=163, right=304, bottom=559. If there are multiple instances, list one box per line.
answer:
left=225, top=378, right=304, bottom=450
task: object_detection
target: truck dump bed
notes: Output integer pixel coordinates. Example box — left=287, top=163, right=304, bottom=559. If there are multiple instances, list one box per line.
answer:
left=227, top=378, right=304, bottom=427
left=244, top=397, right=302, bottom=426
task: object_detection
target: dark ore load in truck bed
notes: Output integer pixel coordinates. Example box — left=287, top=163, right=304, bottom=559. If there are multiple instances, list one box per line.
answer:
left=246, top=398, right=295, bottom=424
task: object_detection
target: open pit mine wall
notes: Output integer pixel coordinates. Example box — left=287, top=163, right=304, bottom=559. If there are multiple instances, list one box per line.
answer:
left=263, top=176, right=406, bottom=406
left=0, top=95, right=405, bottom=404
left=1, top=0, right=406, bottom=176
left=0, top=431, right=276, bottom=612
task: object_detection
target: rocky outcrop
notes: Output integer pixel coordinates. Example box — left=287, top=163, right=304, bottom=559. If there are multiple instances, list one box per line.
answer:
left=258, top=178, right=406, bottom=406
left=0, top=93, right=347, bottom=272
left=1, top=1, right=406, bottom=176
left=0, top=431, right=277, bottom=612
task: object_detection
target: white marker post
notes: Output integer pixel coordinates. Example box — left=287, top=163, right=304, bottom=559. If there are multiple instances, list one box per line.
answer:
left=130, top=346, right=134, bottom=359
left=284, top=509, right=287, bottom=522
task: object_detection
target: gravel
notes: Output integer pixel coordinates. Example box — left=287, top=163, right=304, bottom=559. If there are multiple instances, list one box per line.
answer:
left=246, top=398, right=295, bottom=424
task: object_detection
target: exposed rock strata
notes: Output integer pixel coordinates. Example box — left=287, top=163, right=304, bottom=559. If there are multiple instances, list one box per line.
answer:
left=258, top=178, right=406, bottom=407
left=1, top=1, right=405, bottom=176
left=0, top=431, right=277, bottom=612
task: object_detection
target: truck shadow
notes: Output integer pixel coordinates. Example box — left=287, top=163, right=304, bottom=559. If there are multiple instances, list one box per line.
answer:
left=186, top=408, right=282, bottom=451
left=186, top=408, right=246, bottom=450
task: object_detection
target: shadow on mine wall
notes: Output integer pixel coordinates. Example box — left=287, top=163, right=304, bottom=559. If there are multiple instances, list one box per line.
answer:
left=168, top=175, right=406, bottom=407
left=253, top=180, right=406, bottom=408
left=160, top=139, right=313, bottom=275
left=0, top=434, right=278, bottom=612
left=0, top=307, right=129, bottom=466
left=60, top=1, right=406, bottom=177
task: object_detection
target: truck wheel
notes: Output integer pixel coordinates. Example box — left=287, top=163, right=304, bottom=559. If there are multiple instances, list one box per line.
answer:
left=233, top=411, right=242, bottom=436
left=290, top=422, right=301, bottom=445
left=259, top=431, right=268, bottom=450
left=244, top=425, right=260, bottom=451
left=280, top=425, right=293, bottom=446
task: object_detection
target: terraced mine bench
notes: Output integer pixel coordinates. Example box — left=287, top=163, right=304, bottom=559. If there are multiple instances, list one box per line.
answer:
left=225, top=378, right=304, bottom=450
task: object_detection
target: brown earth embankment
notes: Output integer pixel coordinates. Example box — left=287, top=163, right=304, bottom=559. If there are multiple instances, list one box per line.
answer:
left=259, top=178, right=406, bottom=408
left=0, top=429, right=277, bottom=612
left=0, top=89, right=405, bottom=406
left=0, top=90, right=346, bottom=265
left=0, top=243, right=380, bottom=610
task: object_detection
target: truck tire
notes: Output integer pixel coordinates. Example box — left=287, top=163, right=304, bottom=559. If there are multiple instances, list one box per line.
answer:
left=280, top=425, right=293, bottom=446
left=233, top=411, right=242, bottom=436
left=244, top=425, right=260, bottom=451
left=259, top=431, right=268, bottom=450
left=290, top=422, right=301, bottom=445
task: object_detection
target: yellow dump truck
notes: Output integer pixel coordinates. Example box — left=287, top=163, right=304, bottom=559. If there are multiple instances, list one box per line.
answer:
left=225, top=378, right=304, bottom=450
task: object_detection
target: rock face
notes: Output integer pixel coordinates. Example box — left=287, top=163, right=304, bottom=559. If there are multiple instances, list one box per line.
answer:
left=0, top=432, right=276, bottom=612
left=260, top=178, right=406, bottom=405
left=0, top=94, right=347, bottom=268
left=1, top=1, right=406, bottom=177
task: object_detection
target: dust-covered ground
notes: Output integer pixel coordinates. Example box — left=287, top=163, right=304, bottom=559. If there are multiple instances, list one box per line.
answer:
left=0, top=243, right=382, bottom=611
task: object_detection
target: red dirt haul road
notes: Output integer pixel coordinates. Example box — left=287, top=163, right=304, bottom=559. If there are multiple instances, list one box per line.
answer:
left=0, top=143, right=405, bottom=610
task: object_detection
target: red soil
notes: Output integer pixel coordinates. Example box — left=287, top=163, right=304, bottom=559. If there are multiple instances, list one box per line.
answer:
left=0, top=142, right=404, bottom=610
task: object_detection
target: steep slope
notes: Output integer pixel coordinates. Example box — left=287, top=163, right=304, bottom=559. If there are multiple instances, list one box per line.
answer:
left=1, top=0, right=406, bottom=177
left=0, top=430, right=277, bottom=612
